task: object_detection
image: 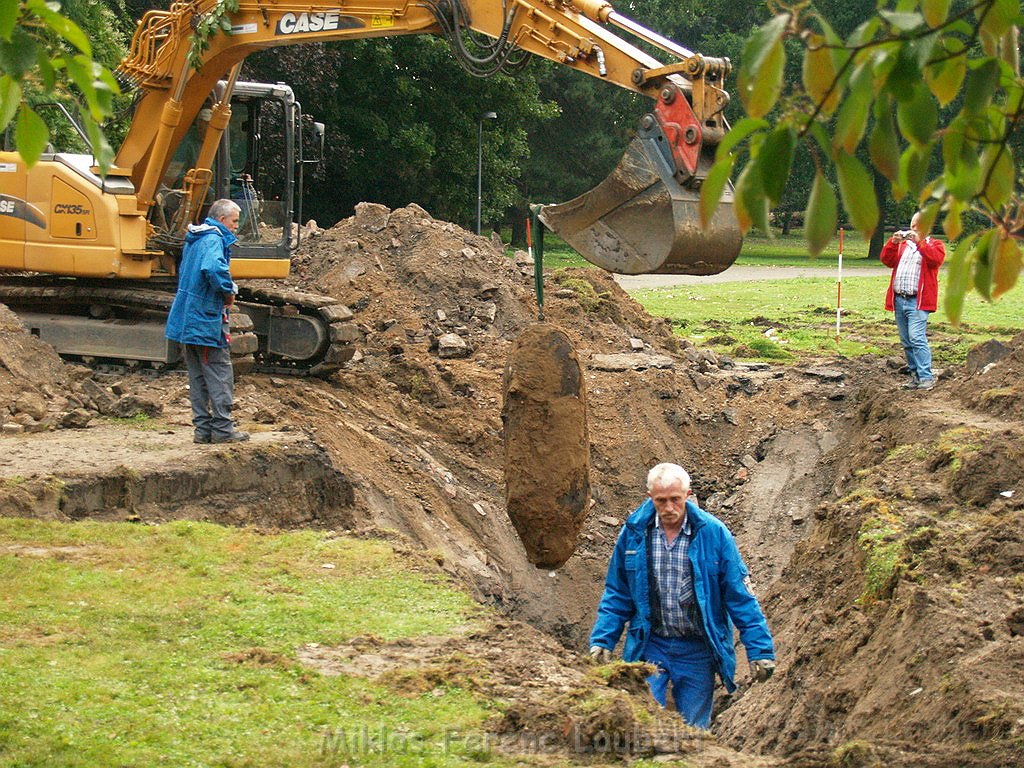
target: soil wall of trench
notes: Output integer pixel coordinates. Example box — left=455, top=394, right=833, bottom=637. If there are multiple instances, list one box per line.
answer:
left=3, top=203, right=1022, bottom=766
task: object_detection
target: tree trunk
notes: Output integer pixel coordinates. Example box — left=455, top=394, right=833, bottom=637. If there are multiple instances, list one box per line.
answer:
left=781, top=211, right=793, bottom=236
left=509, top=206, right=528, bottom=248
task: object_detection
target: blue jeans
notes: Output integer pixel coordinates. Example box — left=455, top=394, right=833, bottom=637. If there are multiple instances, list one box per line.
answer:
left=893, top=294, right=933, bottom=383
left=643, top=634, right=717, bottom=729
left=183, top=344, right=235, bottom=438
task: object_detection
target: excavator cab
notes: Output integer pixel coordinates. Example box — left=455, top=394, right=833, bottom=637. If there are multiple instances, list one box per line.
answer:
left=153, top=81, right=318, bottom=263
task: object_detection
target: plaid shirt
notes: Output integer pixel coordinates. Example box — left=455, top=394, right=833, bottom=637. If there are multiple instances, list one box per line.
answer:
left=650, top=515, right=703, bottom=637
left=893, top=240, right=922, bottom=297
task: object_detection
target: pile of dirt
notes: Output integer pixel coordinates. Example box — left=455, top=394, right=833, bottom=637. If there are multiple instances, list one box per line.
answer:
left=0, top=304, right=162, bottom=434
left=298, top=618, right=775, bottom=765
left=947, top=331, right=1024, bottom=420
left=714, top=373, right=1024, bottom=767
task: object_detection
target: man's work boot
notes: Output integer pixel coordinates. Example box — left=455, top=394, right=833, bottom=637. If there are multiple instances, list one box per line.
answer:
left=917, top=379, right=936, bottom=391
left=193, top=433, right=212, bottom=444
left=211, top=431, right=250, bottom=444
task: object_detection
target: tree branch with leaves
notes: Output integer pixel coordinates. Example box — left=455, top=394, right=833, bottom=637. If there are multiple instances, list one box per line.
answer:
left=0, top=0, right=121, bottom=171
left=701, top=0, right=1022, bottom=322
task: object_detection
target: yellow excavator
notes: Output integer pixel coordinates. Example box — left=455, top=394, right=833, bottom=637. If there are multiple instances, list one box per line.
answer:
left=0, top=0, right=741, bottom=374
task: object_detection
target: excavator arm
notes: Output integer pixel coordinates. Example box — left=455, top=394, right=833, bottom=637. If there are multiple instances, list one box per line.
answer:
left=116, top=0, right=741, bottom=275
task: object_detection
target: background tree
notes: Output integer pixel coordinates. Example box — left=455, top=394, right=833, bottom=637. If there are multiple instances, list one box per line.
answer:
left=702, top=0, right=1022, bottom=319
left=0, top=0, right=124, bottom=170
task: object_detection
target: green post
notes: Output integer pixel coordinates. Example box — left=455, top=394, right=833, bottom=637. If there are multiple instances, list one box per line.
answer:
left=530, top=204, right=545, bottom=320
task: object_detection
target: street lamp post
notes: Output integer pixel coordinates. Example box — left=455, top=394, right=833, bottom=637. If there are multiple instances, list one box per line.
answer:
left=477, top=111, right=497, bottom=235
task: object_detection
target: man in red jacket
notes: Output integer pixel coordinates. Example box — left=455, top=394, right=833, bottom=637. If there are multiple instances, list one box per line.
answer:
left=881, top=212, right=946, bottom=390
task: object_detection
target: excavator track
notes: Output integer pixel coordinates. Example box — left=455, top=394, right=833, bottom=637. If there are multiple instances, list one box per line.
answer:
left=0, top=278, right=360, bottom=378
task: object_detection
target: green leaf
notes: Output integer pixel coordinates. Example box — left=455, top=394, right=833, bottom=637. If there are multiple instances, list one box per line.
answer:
left=834, top=64, right=872, bottom=153
left=963, top=58, right=1000, bottom=116
left=15, top=104, right=49, bottom=167
left=868, top=97, right=900, bottom=181
left=942, top=199, right=964, bottom=241
left=880, top=46, right=920, bottom=101
left=717, top=117, right=768, bottom=160
left=33, top=5, right=91, bottom=56
left=738, top=14, right=789, bottom=119
left=925, top=38, right=966, bottom=106
left=970, top=228, right=995, bottom=301
left=978, top=0, right=1017, bottom=40
left=848, top=18, right=881, bottom=48
left=896, top=86, right=937, bottom=148
left=992, top=234, right=1022, bottom=299
left=735, top=158, right=770, bottom=236
left=0, top=0, right=17, bottom=40
left=942, top=129, right=980, bottom=201
left=922, top=0, right=951, bottom=28
left=35, top=49, right=55, bottom=91
left=943, top=234, right=977, bottom=325
left=835, top=153, right=879, bottom=238
left=0, top=27, right=38, bottom=79
left=758, top=125, right=796, bottom=205
left=700, top=155, right=736, bottom=228
left=980, top=145, right=1014, bottom=209
left=972, top=229, right=997, bottom=301
left=879, top=10, right=925, bottom=32
left=918, top=202, right=940, bottom=239
left=802, top=35, right=840, bottom=115
left=805, top=170, right=838, bottom=257
left=0, top=74, right=19, bottom=132
left=897, top=145, right=931, bottom=199
left=82, top=114, right=114, bottom=176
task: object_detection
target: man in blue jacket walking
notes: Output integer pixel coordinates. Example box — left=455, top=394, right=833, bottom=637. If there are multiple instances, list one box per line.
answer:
left=589, top=462, right=775, bottom=728
left=165, top=199, right=249, bottom=444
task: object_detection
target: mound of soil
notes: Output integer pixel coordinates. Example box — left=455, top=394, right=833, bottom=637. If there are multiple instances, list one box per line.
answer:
left=715, top=378, right=1024, bottom=767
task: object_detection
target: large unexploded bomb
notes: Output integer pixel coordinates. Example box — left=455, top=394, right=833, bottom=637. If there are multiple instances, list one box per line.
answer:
left=502, top=323, right=591, bottom=569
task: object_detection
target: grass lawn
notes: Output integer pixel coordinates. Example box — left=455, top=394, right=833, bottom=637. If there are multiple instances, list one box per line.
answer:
left=501, top=226, right=1023, bottom=362
left=508, top=228, right=883, bottom=270
left=0, top=519, right=518, bottom=768
left=633, top=276, right=1024, bottom=364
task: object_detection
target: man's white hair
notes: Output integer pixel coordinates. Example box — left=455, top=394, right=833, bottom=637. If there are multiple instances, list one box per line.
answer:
left=647, top=462, right=691, bottom=492
left=208, top=198, right=241, bottom=221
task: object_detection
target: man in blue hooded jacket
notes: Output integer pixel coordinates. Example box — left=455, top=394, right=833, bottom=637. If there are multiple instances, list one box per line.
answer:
left=588, top=462, right=775, bottom=728
left=165, top=199, right=249, bottom=444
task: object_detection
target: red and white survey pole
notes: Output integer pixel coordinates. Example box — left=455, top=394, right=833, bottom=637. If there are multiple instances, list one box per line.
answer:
left=835, top=228, right=844, bottom=344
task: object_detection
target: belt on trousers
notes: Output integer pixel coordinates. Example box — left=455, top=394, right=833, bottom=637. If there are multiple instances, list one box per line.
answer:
left=895, top=292, right=917, bottom=298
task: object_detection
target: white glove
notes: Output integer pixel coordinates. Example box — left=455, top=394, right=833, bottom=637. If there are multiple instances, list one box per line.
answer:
left=588, top=646, right=613, bottom=664
left=750, top=658, right=775, bottom=682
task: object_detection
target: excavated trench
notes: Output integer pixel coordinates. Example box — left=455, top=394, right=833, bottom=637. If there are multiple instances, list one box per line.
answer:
left=4, top=204, right=1022, bottom=766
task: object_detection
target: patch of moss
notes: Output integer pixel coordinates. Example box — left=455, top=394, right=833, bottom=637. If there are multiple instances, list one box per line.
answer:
left=830, top=739, right=882, bottom=767
left=552, top=270, right=608, bottom=312
left=857, top=511, right=904, bottom=603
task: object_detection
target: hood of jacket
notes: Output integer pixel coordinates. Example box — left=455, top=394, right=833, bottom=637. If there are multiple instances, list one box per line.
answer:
left=184, top=217, right=238, bottom=249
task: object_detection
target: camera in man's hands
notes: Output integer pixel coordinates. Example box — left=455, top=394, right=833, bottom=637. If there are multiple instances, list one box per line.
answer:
left=894, top=229, right=914, bottom=240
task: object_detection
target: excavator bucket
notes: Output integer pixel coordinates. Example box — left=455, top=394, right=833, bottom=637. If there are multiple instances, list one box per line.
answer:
left=539, top=125, right=741, bottom=276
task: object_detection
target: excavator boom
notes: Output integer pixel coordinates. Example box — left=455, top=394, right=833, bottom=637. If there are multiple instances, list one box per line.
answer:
left=114, top=0, right=741, bottom=276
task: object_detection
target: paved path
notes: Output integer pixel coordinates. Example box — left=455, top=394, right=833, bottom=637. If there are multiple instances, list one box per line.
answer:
left=615, top=264, right=891, bottom=290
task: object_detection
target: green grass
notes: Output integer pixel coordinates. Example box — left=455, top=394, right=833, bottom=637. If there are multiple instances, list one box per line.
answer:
left=0, top=519, right=513, bottom=768
left=633, top=276, right=1024, bottom=363
left=518, top=228, right=881, bottom=270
